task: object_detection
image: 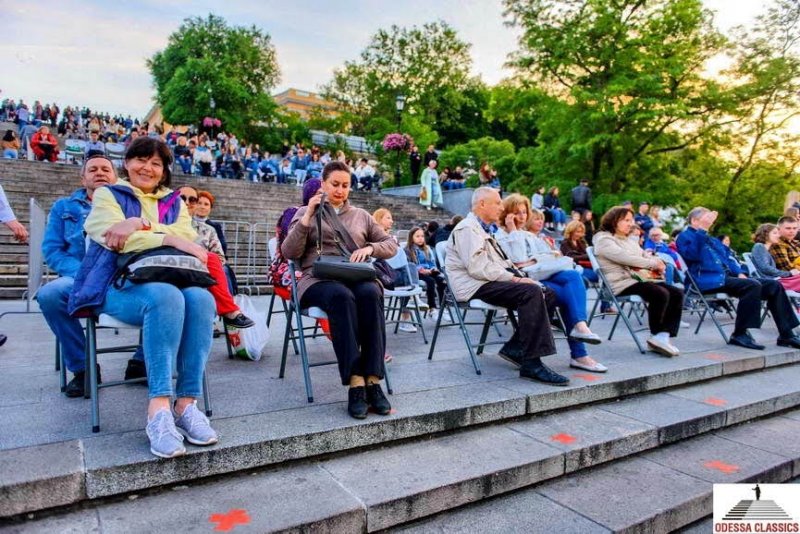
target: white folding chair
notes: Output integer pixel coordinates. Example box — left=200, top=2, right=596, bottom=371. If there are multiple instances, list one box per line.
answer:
left=383, top=248, right=428, bottom=342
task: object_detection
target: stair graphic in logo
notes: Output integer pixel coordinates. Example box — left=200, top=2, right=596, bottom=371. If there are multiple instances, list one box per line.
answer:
left=723, top=500, right=792, bottom=521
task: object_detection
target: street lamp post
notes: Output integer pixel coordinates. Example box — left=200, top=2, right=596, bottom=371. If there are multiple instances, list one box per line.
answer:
left=395, top=94, right=406, bottom=184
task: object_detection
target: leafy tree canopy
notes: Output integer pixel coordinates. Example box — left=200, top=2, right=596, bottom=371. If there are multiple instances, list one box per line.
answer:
left=148, top=14, right=280, bottom=135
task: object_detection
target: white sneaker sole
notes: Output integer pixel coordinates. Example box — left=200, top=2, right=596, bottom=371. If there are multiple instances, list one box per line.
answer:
left=150, top=444, right=187, bottom=458
left=178, top=428, right=219, bottom=446
left=647, top=339, right=679, bottom=357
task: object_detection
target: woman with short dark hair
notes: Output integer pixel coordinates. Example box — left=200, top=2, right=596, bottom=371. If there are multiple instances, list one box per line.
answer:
left=281, top=161, right=398, bottom=419
left=593, top=206, right=684, bottom=357
left=70, top=137, right=218, bottom=458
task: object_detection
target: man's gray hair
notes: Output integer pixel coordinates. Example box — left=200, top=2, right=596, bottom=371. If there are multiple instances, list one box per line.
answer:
left=686, top=206, right=709, bottom=224
left=471, top=187, right=498, bottom=209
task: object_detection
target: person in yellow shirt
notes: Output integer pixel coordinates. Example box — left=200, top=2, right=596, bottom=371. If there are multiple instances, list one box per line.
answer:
left=72, top=137, right=218, bottom=459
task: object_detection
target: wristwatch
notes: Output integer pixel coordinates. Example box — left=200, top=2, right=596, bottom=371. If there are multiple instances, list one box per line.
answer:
left=140, top=217, right=152, bottom=231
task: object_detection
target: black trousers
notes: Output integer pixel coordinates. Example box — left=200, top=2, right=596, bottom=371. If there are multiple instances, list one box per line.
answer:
left=472, top=281, right=556, bottom=361
left=300, top=280, right=386, bottom=385
left=619, top=282, right=684, bottom=336
left=712, top=277, right=799, bottom=336
left=420, top=273, right=446, bottom=308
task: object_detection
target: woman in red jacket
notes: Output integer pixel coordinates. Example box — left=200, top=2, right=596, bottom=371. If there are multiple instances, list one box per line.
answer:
left=31, top=125, right=60, bottom=162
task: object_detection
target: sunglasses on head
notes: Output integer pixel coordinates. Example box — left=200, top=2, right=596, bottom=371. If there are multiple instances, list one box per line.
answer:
left=180, top=194, right=198, bottom=204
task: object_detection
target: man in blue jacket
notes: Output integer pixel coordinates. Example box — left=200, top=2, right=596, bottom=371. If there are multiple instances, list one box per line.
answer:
left=39, top=155, right=144, bottom=397
left=676, top=207, right=800, bottom=350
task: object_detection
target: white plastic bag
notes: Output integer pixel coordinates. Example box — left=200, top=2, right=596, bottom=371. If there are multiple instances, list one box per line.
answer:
left=226, top=294, right=269, bottom=361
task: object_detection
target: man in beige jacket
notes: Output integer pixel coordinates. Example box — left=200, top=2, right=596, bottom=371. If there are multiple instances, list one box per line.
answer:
left=445, top=187, right=568, bottom=385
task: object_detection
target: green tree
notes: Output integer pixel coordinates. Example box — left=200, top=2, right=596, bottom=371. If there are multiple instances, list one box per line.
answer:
left=322, top=21, right=476, bottom=141
left=713, top=0, right=800, bottom=227
left=148, top=14, right=280, bottom=134
left=503, top=0, right=728, bottom=193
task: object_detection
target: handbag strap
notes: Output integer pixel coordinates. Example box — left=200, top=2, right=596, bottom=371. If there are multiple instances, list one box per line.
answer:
left=315, top=202, right=361, bottom=258
left=315, top=202, right=352, bottom=258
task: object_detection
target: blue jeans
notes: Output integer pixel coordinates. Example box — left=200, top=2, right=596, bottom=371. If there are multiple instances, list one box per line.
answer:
left=97, top=281, right=215, bottom=398
left=38, top=277, right=144, bottom=373
left=3, top=149, right=17, bottom=159
left=542, top=270, right=589, bottom=358
left=549, top=208, right=567, bottom=224
left=177, top=156, right=192, bottom=174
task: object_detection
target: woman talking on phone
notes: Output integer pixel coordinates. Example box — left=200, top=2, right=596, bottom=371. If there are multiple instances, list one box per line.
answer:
left=281, top=161, right=398, bottom=419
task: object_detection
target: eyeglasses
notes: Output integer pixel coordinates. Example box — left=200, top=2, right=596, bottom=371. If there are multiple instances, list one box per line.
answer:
left=181, top=195, right=198, bottom=204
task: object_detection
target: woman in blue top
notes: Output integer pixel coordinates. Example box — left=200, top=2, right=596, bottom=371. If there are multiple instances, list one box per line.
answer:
left=405, top=227, right=446, bottom=311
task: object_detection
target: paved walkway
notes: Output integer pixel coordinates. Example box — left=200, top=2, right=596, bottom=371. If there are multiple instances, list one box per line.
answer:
left=0, top=295, right=785, bottom=452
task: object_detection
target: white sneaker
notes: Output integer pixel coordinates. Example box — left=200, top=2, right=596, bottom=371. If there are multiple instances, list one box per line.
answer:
left=680, top=321, right=690, bottom=328
left=399, top=324, right=418, bottom=333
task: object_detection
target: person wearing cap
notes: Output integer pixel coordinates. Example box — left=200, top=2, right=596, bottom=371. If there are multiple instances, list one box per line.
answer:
left=39, top=155, right=145, bottom=397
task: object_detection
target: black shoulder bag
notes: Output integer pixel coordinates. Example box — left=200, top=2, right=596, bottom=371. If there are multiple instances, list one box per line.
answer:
left=311, top=202, right=378, bottom=283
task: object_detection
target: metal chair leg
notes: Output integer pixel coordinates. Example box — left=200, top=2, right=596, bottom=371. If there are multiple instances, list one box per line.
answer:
left=202, top=372, right=212, bottom=417
left=87, top=319, right=100, bottom=433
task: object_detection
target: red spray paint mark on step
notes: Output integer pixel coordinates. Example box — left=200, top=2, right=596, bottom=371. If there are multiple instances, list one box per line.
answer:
left=572, top=373, right=601, bottom=382
left=209, top=509, right=251, bottom=531
left=550, top=433, right=578, bottom=445
left=704, top=460, right=740, bottom=474
left=703, top=397, right=728, bottom=407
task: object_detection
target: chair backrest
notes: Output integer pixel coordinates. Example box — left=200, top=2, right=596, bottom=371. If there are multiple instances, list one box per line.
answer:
left=26, top=198, right=47, bottom=308
left=386, top=246, right=409, bottom=269
left=268, top=237, right=278, bottom=261
left=105, top=143, right=125, bottom=159
left=585, top=246, right=617, bottom=300
left=435, top=241, right=448, bottom=271
left=742, top=253, right=760, bottom=278
left=396, top=229, right=410, bottom=242
left=64, top=139, right=85, bottom=155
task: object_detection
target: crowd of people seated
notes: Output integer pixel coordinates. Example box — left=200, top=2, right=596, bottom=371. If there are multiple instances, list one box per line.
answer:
left=18, top=130, right=800, bottom=459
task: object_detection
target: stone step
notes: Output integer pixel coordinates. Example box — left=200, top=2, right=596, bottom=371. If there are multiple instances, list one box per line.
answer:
left=2, top=341, right=799, bottom=521
left=397, top=414, right=800, bottom=534
left=4, top=365, right=800, bottom=530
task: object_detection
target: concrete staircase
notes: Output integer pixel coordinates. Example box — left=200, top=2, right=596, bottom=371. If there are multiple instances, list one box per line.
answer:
left=0, top=159, right=449, bottom=298
left=2, top=319, right=800, bottom=532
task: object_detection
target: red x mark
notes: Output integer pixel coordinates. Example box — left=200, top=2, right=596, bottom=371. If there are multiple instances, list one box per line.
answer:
left=550, top=433, right=577, bottom=445
left=704, top=460, right=740, bottom=474
left=703, top=397, right=727, bottom=407
left=572, top=373, right=601, bottom=382
left=209, top=509, right=251, bottom=532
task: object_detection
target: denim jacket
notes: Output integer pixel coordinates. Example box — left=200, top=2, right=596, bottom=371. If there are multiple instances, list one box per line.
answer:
left=676, top=226, right=743, bottom=291
left=42, top=189, right=91, bottom=278
left=406, top=245, right=436, bottom=271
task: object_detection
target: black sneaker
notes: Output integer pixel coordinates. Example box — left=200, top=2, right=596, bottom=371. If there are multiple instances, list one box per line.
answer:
left=0, top=334, right=6, bottom=347
left=519, top=361, right=569, bottom=386
left=124, top=358, right=148, bottom=383
left=223, top=313, right=255, bottom=329
left=366, top=383, right=392, bottom=415
left=348, top=386, right=368, bottom=419
left=65, top=365, right=102, bottom=398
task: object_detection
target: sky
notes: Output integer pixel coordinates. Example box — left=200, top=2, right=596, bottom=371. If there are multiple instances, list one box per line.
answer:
left=2, top=0, right=767, bottom=119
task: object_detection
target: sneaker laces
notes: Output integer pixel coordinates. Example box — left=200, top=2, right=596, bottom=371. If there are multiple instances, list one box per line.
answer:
left=178, top=404, right=210, bottom=434
left=149, top=411, right=181, bottom=442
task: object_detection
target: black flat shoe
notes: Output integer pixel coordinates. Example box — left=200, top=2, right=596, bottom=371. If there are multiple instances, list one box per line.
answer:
left=223, top=313, right=255, bottom=329
left=729, top=333, right=765, bottom=351
left=777, top=335, right=800, bottom=350
left=520, top=361, right=570, bottom=386
left=348, top=386, right=368, bottom=419
left=124, top=358, right=148, bottom=384
left=0, top=334, right=6, bottom=347
left=498, top=342, right=524, bottom=368
left=366, top=383, right=391, bottom=415
left=65, top=365, right=102, bottom=398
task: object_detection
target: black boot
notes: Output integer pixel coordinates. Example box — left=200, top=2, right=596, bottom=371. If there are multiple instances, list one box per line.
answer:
left=366, top=383, right=391, bottom=415
left=348, top=386, right=368, bottom=419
